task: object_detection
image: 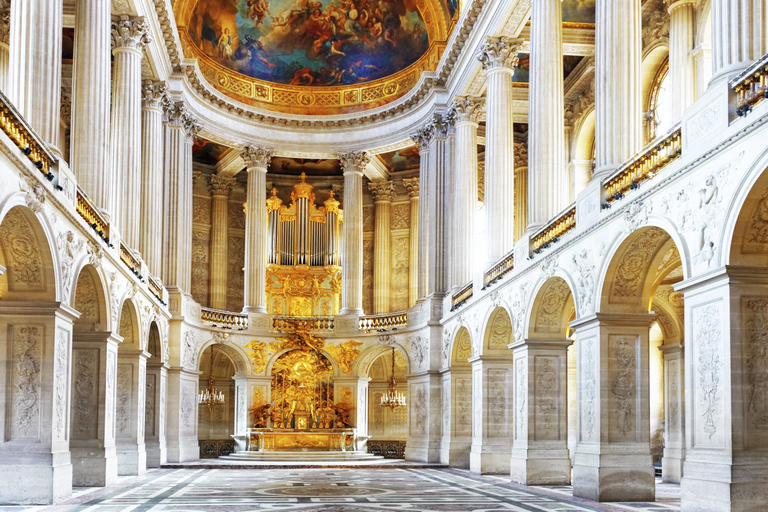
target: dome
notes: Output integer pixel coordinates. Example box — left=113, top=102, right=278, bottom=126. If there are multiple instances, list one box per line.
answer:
left=176, top=0, right=455, bottom=115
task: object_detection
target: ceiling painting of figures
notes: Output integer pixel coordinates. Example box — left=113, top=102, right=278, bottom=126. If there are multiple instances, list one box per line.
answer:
left=562, top=0, right=595, bottom=23
left=377, top=146, right=420, bottom=173
left=186, top=0, right=431, bottom=86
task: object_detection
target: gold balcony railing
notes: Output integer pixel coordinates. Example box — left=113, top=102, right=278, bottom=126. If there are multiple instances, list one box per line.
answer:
left=120, top=242, right=141, bottom=277
left=0, top=90, right=56, bottom=178
left=483, top=252, right=514, bottom=289
left=147, top=273, right=165, bottom=305
left=732, top=53, right=768, bottom=116
left=273, top=316, right=335, bottom=332
left=450, top=282, right=473, bottom=312
left=532, top=203, right=576, bottom=253
left=76, top=187, right=110, bottom=243
left=201, top=307, right=249, bottom=330
left=604, top=125, right=682, bottom=203
left=359, top=312, right=408, bottom=332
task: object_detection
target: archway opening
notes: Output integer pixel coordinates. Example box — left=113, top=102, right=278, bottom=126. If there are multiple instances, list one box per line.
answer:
left=198, top=345, right=237, bottom=450
left=367, top=348, right=408, bottom=457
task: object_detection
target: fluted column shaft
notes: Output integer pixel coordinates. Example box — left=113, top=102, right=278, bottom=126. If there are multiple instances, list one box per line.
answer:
left=242, top=147, right=272, bottom=314
left=514, top=165, right=528, bottom=241
left=0, top=11, right=10, bottom=96
left=110, top=15, right=150, bottom=247
left=529, top=0, right=566, bottom=227
left=479, top=37, right=520, bottom=264
left=403, top=178, right=419, bottom=307
left=209, top=175, right=235, bottom=310
left=140, top=81, right=167, bottom=273
left=162, top=103, right=199, bottom=293
left=594, top=0, right=641, bottom=179
left=369, top=181, right=395, bottom=313
left=415, top=143, right=430, bottom=300
left=711, top=0, right=766, bottom=83
left=70, top=0, right=111, bottom=207
left=451, top=98, right=481, bottom=287
left=8, top=0, right=62, bottom=151
left=667, top=0, right=695, bottom=122
left=339, top=152, right=368, bottom=315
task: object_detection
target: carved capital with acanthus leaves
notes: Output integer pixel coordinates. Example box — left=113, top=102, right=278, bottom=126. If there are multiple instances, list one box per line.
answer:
left=451, top=96, right=485, bottom=124
left=111, top=14, right=152, bottom=51
left=141, top=80, right=169, bottom=110
left=241, top=146, right=274, bottom=170
left=209, top=174, right=236, bottom=197
left=165, top=101, right=202, bottom=139
left=477, top=36, right=523, bottom=71
left=368, top=180, right=396, bottom=203
left=338, top=151, right=370, bottom=174
left=403, top=177, right=419, bottom=198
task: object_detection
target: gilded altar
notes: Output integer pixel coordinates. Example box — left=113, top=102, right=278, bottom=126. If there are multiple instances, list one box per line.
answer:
left=246, top=428, right=356, bottom=452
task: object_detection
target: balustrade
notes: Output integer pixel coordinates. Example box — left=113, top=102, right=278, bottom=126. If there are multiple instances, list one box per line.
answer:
left=483, top=252, right=514, bottom=289
left=201, top=307, right=249, bottom=330
left=359, top=312, right=408, bottom=332
left=0, top=90, right=56, bottom=179
left=450, top=283, right=473, bottom=312
left=273, top=316, right=335, bottom=332
left=76, top=187, right=111, bottom=244
left=532, top=203, right=576, bottom=253
left=120, top=242, right=142, bottom=279
left=732, top=53, right=768, bottom=116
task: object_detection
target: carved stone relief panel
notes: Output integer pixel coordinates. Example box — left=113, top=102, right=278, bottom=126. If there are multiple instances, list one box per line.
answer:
left=191, top=229, right=210, bottom=306
left=533, top=355, right=559, bottom=441
left=72, top=348, right=99, bottom=439
left=409, top=383, right=428, bottom=436
left=74, top=271, right=100, bottom=326
left=668, top=358, right=680, bottom=442
left=488, top=369, right=508, bottom=438
left=610, top=227, right=669, bottom=306
left=116, top=363, right=133, bottom=437
left=743, top=187, right=768, bottom=254
left=54, top=328, right=70, bottom=441
left=609, top=336, right=638, bottom=443
left=180, top=380, right=196, bottom=437
left=10, top=325, right=42, bottom=440
left=362, top=239, right=374, bottom=314
left=227, top=236, right=245, bottom=311
left=442, top=378, right=450, bottom=433
left=392, top=236, right=409, bottom=311
left=473, top=369, right=482, bottom=438
left=362, top=205, right=374, bottom=232
left=119, top=305, right=134, bottom=345
left=0, top=208, right=45, bottom=292
left=455, top=377, right=472, bottom=435
left=192, top=195, right=211, bottom=225
left=454, top=328, right=472, bottom=364
left=145, top=373, right=156, bottom=437
left=692, top=301, right=724, bottom=447
left=392, top=203, right=410, bottom=230
left=580, top=336, right=597, bottom=442
left=534, top=279, right=571, bottom=334
left=743, top=297, right=768, bottom=447
left=106, top=350, right=116, bottom=438
left=487, top=309, right=512, bottom=350
left=515, top=360, right=527, bottom=441
left=228, top=200, right=245, bottom=229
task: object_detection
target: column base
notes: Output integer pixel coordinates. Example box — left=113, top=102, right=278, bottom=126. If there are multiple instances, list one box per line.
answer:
left=510, top=448, right=571, bottom=485
left=338, top=308, right=364, bottom=316
left=166, top=437, right=200, bottom=463
left=71, top=446, right=118, bottom=487
left=241, top=305, right=267, bottom=315
left=404, top=438, right=441, bottom=463
left=0, top=463, right=72, bottom=504
left=661, top=446, right=684, bottom=484
left=116, top=442, right=147, bottom=476
left=470, top=444, right=511, bottom=475
left=681, top=460, right=768, bottom=512
left=145, top=441, right=167, bottom=468
left=440, top=437, right=471, bottom=468
left=573, top=449, right=654, bottom=502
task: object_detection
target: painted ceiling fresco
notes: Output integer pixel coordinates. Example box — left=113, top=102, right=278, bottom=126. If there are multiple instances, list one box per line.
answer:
left=511, top=55, right=585, bottom=83
left=192, top=137, right=231, bottom=165
left=377, top=146, right=420, bottom=172
left=268, top=157, right=343, bottom=175
left=562, top=0, right=595, bottom=23
left=187, top=0, right=431, bottom=86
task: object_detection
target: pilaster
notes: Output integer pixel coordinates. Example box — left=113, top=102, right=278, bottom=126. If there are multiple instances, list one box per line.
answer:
left=405, top=372, right=442, bottom=462
left=145, top=361, right=168, bottom=467
left=439, top=368, right=472, bottom=467
left=659, top=342, right=685, bottom=484
left=209, top=174, right=236, bottom=310
left=368, top=180, right=396, bottom=313
left=165, top=367, right=200, bottom=463
left=468, top=355, right=513, bottom=474
left=403, top=178, right=419, bottom=307
left=115, top=350, right=149, bottom=475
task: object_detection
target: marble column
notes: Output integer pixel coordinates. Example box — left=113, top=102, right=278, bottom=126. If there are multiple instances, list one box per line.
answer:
left=209, top=174, right=236, bottom=310
left=659, top=343, right=685, bottom=484
left=162, top=102, right=200, bottom=295
left=368, top=181, right=395, bottom=314
left=451, top=97, right=482, bottom=287
left=513, top=144, right=528, bottom=242
left=469, top=356, right=513, bottom=474
left=7, top=0, right=62, bottom=152
left=0, top=10, right=8, bottom=93
left=571, top=160, right=593, bottom=197
left=439, top=368, right=472, bottom=467
left=70, top=0, right=111, bottom=208
left=509, top=339, right=572, bottom=485
left=241, top=147, right=273, bottom=314
left=666, top=0, right=695, bottom=122
left=570, top=313, right=656, bottom=502
left=710, top=0, right=767, bottom=84
left=70, top=333, right=120, bottom=487
left=338, top=152, right=369, bottom=315
left=144, top=361, right=168, bottom=467
left=478, top=37, right=521, bottom=264
left=403, top=178, right=419, bottom=308
left=528, top=0, right=566, bottom=229
left=594, top=0, right=641, bottom=180
left=140, top=81, right=168, bottom=273
left=115, top=350, right=148, bottom=476
left=424, top=114, right=451, bottom=297
left=110, top=15, right=150, bottom=247
left=410, top=131, right=430, bottom=300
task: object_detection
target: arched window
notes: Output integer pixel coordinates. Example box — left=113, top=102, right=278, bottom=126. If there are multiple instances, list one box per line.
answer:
left=647, top=58, right=672, bottom=140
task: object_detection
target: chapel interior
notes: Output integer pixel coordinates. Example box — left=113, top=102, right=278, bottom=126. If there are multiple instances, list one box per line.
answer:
left=0, top=0, right=767, bottom=510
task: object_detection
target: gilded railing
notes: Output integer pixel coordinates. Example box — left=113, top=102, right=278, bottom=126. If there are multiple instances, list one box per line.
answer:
left=450, top=282, right=473, bottom=312
left=604, top=125, right=682, bottom=203
left=732, top=53, right=768, bottom=116
left=201, top=307, right=249, bottom=330
left=532, top=203, right=577, bottom=253
left=120, top=242, right=142, bottom=278
left=483, top=252, right=514, bottom=289
left=147, top=273, right=165, bottom=305
left=76, top=187, right=110, bottom=244
left=273, top=316, right=335, bottom=332
left=359, top=312, right=408, bottom=332
left=0, top=90, right=56, bottom=178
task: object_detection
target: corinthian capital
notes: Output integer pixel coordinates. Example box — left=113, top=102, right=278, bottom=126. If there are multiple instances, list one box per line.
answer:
left=111, top=14, right=152, bottom=51
left=410, top=127, right=431, bottom=152
left=166, top=101, right=202, bottom=139
left=241, top=146, right=273, bottom=169
left=141, top=80, right=168, bottom=110
left=339, top=151, right=370, bottom=174
left=403, top=177, right=419, bottom=198
left=209, top=174, right=236, bottom=196
left=0, top=11, right=9, bottom=46
left=477, top=36, right=523, bottom=71
left=368, top=181, right=396, bottom=202
left=514, top=142, right=528, bottom=169
left=451, top=96, right=485, bottom=124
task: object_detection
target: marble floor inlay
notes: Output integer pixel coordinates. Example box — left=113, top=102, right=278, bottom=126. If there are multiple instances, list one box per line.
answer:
left=5, top=468, right=681, bottom=512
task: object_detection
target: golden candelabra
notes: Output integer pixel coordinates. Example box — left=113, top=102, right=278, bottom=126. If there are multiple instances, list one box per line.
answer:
left=380, top=348, right=406, bottom=411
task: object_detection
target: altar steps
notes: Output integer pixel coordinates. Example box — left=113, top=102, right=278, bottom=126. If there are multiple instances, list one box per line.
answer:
left=223, top=450, right=384, bottom=462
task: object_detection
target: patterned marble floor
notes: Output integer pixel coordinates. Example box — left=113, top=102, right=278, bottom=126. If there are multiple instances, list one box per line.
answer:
left=2, top=468, right=680, bottom=512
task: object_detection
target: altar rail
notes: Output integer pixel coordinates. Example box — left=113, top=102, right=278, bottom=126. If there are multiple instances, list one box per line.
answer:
left=0, top=89, right=56, bottom=178
left=483, top=252, right=514, bottom=289
left=273, top=316, right=335, bottom=332
left=201, top=307, right=249, bottom=330
left=359, top=312, right=407, bottom=331
left=603, top=125, right=682, bottom=203
left=532, top=203, right=576, bottom=254
left=450, top=282, right=473, bottom=312
left=732, top=52, right=768, bottom=116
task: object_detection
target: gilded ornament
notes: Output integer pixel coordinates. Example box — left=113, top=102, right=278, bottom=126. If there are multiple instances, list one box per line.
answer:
left=325, top=340, right=364, bottom=374
left=266, top=187, right=283, bottom=212
left=244, top=340, right=269, bottom=374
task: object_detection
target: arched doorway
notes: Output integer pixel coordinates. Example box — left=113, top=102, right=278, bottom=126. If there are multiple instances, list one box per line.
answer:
left=198, top=344, right=237, bottom=457
left=367, top=348, right=408, bottom=457
left=440, top=326, right=472, bottom=467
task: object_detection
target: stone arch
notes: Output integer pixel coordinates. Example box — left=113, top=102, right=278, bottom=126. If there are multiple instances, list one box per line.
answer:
left=117, top=298, right=141, bottom=350
left=198, top=339, right=250, bottom=377
left=482, top=307, right=512, bottom=355
left=642, top=44, right=669, bottom=142
left=451, top=326, right=472, bottom=367
left=72, top=264, right=109, bottom=332
left=526, top=277, right=575, bottom=340
left=356, top=342, right=410, bottom=379
left=0, top=205, right=57, bottom=302
left=367, top=346, right=409, bottom=441
left=147, top=321, right=162, bottom=360
left=725, top=155, right=768, bottom=267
